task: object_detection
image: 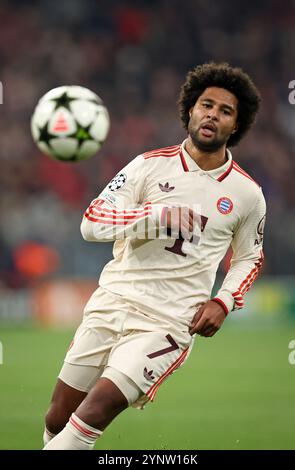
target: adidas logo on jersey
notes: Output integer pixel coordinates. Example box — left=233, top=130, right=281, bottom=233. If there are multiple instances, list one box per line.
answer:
left=159, top=182, right=175, bottom=192
left=143, top=367, right=155, bottom=381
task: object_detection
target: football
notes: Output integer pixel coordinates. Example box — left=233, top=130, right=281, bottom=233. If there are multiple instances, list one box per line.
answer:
left=31, top=85, right=110, bottom=162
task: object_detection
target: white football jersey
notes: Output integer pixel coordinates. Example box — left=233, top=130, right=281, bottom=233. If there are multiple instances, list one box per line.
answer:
left=81, top=140, right=266, bottom=328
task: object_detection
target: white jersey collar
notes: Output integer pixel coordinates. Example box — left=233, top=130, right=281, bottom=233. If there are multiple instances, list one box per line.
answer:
left=180, top=140, right=233, bottom=182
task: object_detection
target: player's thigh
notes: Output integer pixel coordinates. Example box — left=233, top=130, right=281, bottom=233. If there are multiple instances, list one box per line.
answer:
left=64, top=286, right=128, bottom=371
left=58, top=362, right=104, bottom=393
left=63, top=313, right=121, bottom=370
left=108, top=329, right=193, bottom=404
left=58, top=323, right=117, bottom=394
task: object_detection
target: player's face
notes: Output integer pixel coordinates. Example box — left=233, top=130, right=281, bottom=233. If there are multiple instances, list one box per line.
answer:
left=188, top=87, right=238, bottom=152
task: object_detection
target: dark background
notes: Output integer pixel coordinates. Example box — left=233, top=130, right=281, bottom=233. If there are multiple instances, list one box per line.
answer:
left=1, top=0, right=295, bottom=289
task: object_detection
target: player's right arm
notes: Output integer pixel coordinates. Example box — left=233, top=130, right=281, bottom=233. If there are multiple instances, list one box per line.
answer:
left=81, top=155, right=195, bottom=242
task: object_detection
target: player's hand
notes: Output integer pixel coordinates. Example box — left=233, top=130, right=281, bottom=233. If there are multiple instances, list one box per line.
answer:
left=166, top=207, right=196, bottom=240
left=189, top=300, right=227, bottom=337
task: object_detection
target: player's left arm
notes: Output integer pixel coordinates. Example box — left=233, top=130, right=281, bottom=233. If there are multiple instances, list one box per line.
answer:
left=190, top=188, right=266, bottom=337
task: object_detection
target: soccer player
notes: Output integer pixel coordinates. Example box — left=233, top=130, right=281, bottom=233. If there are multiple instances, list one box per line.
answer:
left=43, top=62, right=266, bottom=450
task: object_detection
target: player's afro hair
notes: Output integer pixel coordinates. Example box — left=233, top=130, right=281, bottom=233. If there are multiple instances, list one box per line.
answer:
left=178, top=62, right=261, bottom=147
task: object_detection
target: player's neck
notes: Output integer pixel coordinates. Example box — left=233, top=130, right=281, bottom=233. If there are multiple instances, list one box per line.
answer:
left=185, top=137, right=227, bottom=171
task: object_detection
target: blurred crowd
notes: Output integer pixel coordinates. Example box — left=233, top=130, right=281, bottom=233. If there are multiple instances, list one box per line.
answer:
left=1, top=0, right=295, bottom=288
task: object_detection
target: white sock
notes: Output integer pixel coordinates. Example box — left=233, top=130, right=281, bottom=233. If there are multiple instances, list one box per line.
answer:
left=43, top=413, right=102, bottom=450
left=43, top=427, right=56, bottom=445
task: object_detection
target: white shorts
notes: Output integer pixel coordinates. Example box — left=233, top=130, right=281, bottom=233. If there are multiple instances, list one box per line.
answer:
left=61, top=286, right=193, bottom=406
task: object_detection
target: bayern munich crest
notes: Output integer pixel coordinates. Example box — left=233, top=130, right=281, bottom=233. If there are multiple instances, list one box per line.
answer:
left=217, top=197, right=233, bottom=214
left=108, top=173, right=127, bottom=191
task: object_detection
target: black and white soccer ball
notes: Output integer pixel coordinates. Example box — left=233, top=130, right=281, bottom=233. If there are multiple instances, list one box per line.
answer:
left=31, top=86, right=110, bottom=162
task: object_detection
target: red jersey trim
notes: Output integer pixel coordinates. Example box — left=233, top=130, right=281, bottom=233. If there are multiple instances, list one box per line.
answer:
left=232, top=162, right=260, bottom=187
left=143, top=145, right=181, bottom=159
left=179, top=148, right=189, bottom=172
left=232, top=291, right=244, bottom=308
left=217, top=159, right=234, bottom=182
left=180, top=147, right=233, bottom=179
left=85, top=200, right=152, bottom=226
left=239, top=252, right=264, bottom=295
left=146, top=347, right=189, bottom=401
left=211, top=297, right=229, bottom=315
left=232, top=250, right=264, bottom=309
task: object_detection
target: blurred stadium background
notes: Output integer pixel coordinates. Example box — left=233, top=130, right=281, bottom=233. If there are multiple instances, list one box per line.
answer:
left=0, top=0, right=295, bottom=450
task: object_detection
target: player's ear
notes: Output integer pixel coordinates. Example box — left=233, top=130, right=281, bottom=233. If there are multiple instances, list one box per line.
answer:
left=232, top=123, right=239, bottom=134
left=189, top=107, right=193, bottom=118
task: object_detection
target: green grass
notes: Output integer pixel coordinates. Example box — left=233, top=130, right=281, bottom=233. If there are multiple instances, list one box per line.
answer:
left=0, top=322, right=294, bottom=450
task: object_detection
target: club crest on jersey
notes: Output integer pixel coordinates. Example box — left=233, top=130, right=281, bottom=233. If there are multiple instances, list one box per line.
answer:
left=108, top=173, right=127, bottom=192
left=217, top=197, right=233, bottom=214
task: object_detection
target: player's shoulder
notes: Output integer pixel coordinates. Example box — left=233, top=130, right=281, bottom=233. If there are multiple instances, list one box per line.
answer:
left=227, top=161, right=266, bottom=217
left=141, top=144, right=181, bottom=160
left=230, top=160, right=262, bottom=193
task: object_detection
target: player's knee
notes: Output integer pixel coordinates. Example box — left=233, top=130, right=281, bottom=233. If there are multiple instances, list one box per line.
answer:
left=77, top=400, right=109, bottom=429
left=45, top=377, right=88, bottom=434
left=84, top=383, right=128, bottom=415
left=45, top=403, right=69, bottom=435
